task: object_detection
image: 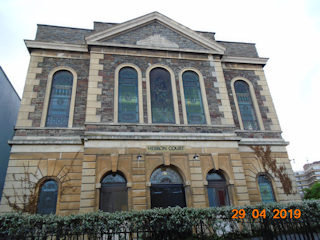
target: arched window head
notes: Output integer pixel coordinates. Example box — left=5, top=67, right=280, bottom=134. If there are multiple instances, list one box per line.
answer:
left=37, top=179, right=58, bottom=214
left=182, top=71, right=205, bottom=124
left=207, top=170, right=226, bottom=182
left=234, top=80, right=259, bottom=130
left=100, top=172, right=128, bottom=212
left=46, top=70, right=73, bottom=127
left=150, top=167, right=183, bottom=184
left=150, top=68, right=175, bottom=123
left=118, top=67, right=139, bottom=123
left=206, top=170, right=229, bottom=207
left=101, top=172, right=126, bottom=184
left=258, top=175, right=275, bottom=203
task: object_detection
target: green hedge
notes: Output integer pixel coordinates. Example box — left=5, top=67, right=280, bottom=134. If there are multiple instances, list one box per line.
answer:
left=1, top=200, right=320, bottom=239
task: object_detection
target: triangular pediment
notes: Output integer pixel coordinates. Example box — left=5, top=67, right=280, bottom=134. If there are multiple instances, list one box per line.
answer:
left=86, top=12, right=225, bottom=54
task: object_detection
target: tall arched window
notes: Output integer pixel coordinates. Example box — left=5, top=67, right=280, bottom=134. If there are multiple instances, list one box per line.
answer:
left=46, top=70, right=73, bottom=127
left=258, top=175, right=275, bottom=203
left=37, top=179, right=58, bottom=214
left=150, top=166, right=186, bottom=208
left=206, top=170, right=229, bottom=207
left=118, top=67, right=139, bottom=123
left=150, top=68, right=175, bottom=123
left=100, top=172, right=128, bottom=212
left=234, top=80, right=259, bottom=130
left=182, top=71, right=205, bottom=124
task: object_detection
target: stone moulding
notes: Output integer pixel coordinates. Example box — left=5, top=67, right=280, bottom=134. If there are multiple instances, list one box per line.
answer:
left=84, top=131, right=240, bottom=141
left=9, top=136, right=82, bottom=145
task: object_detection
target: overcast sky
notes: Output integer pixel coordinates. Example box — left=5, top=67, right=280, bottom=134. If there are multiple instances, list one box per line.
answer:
left=1, top=0, right=319, bottom=170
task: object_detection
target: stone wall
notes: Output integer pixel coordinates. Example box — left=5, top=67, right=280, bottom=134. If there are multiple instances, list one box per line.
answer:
left=0, top=149, right=83, bottom=215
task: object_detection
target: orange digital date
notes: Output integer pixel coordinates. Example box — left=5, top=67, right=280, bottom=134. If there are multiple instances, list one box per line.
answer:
left=231, top=209, right=301, bottom=219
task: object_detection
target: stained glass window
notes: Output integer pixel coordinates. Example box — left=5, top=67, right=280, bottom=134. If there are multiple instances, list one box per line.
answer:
left=258, top=175, right=275, bottom=203
left=150, top=167, right=183, bottom=184
left=206, top=170, right=229, bottom=207
left=46, top=70, right=73, bottom=127
left=118, top=67, right=139, bottom=123
left=150, top=68, right=175, bottom=123
left=100, top=172, right=128, bottom=212
left=234, top=80, right=259, bottom=130
left=182, top=71, right=205, bottom=124
left=37, top=180, right=58, bottom=214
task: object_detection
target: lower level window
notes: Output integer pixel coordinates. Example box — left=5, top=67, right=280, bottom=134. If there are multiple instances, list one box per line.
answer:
left=258, top=175, right=275, bottom=203
left=206, top=170, right=229, bottom=207
left=150, top=166, right=186, bottom=208
left=37, top=180, right=58, bottom=214
left=100, top=172, right=128, bottom=212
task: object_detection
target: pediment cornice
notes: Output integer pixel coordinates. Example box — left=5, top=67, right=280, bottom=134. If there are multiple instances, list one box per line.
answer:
left=86, top=12, right=225, bottom=54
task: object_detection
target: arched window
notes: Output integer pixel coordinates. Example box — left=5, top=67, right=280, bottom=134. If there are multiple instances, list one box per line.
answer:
left=118, top=67, right=139, bottom=123
left=258, top=175, right=275, bottom=203
left=206, top=170, right=229, bottom=207
left=37, top=179, right=58, bottom=214
left=150, top=68, right=175, bottom=123
left=182, top=71, right=205, bottom=124
left=100, top=172, right=128, bottom=212
left=46, top=70, right=73, bottom=127
left=150, top=166, right=186, bottom=208
left=234, top=80, right=259, bottom=130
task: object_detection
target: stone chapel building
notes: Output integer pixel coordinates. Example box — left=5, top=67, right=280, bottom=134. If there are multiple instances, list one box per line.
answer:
left=0, top=12, right=300, bottom=215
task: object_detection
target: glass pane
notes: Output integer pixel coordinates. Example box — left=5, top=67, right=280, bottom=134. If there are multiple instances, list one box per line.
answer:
left=207, top=187, right=218, bottom=207
left=207, top=171, right=225, bottom=181
left=37, top=180, right=58, bottom=214
left=150, top=167, right=183, bottom=184
left=150, top=68, right=175, bottom=123
left=46, top=71, right=73, bottom=127
left=118, top=67, right=139, bottom=123
left=101, top=173, right=126, bottom=183
left=234, top=80, right=259, bottom=130
left=258, top=175, right=275, bottom=203
left=183, top=71, right=205, bottom=124
left=218, top=190, right=226, bottom=206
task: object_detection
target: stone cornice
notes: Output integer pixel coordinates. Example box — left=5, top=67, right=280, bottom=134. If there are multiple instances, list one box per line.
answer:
left=221, top=56, right=269, bottom=65
left=86, top=41, right=219, bottom=55
left=9, top=136, right=82, bottom=145
left=239, top=138, right=289, bottom=146
left=25, top=40, right=88, bottom=53
left=84, top=131, right=240, bottom=141
left=85, top=12, right=225, bottom=54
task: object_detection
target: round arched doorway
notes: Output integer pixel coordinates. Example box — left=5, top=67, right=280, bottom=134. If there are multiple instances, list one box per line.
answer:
left=150, top=166, right=186, bottom=208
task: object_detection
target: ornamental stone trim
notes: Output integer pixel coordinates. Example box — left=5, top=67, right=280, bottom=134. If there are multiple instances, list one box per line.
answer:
left=85, top=53, right=104, bottom=123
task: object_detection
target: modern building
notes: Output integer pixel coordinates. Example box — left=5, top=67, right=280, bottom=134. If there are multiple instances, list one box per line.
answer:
left=295, top=161, right=320, bottom=196
left=0, top=12, right=300, bottom=215
left=0, top=66, right=21, bottom=201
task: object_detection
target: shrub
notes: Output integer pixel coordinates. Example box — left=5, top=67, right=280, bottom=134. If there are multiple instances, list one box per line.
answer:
left=0, top=200, right=319, bottom=239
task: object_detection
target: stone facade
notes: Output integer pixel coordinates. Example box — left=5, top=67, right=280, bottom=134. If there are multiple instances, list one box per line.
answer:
left=0, top=12, right=300, bottom=215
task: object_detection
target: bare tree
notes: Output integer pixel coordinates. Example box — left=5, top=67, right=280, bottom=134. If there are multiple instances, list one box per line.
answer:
left=251, top=145, right=293, bottom=195
left=4, top=154, right=77, bottom=213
